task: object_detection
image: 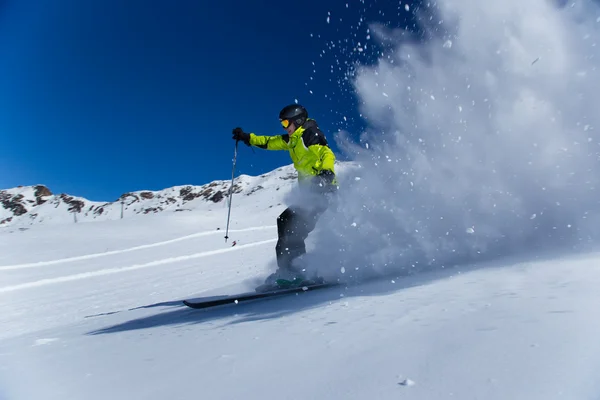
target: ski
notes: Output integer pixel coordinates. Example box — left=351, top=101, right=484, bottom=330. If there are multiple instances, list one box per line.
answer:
left=182, top=282, right=339, bottom=309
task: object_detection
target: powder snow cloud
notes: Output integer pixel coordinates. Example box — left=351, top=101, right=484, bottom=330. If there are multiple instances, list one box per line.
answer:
left=307, top=0, right=600, bottom=280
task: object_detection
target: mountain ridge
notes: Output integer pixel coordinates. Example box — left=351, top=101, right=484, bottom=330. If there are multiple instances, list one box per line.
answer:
left=0, top=164, right=305, bottom=228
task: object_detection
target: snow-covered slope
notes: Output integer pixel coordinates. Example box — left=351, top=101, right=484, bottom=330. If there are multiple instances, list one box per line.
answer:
left=1, top=191, right=600, bottom=400
left=0, top=164, right=302, bottom=228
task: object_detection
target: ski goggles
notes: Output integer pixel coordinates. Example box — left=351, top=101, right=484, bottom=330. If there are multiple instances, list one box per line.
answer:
left=280, top=119, right=291, bottom=128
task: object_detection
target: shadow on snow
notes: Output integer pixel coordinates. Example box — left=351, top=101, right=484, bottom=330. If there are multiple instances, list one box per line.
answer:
left=87, top=243, right=599, bottom=336
left=85, top=245, right=580, bottom=336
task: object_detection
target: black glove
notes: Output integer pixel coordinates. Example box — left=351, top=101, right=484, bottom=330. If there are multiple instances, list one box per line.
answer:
left=313, top=169, right=337, bottom=193
left=232, top=127, right=251, bottom=146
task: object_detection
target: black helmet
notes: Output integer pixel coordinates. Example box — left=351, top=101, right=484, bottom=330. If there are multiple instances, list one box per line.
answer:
left=279, top=104, right=308, bottom=127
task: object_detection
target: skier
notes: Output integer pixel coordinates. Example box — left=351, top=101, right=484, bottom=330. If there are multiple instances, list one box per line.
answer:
left=232, top=104, right=338, bottom=289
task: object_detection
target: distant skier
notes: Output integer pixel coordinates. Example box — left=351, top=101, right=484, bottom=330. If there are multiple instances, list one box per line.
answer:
left=232, top=104, right=338, bottom=289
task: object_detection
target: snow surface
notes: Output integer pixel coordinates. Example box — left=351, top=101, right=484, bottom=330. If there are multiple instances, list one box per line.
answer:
left=2, top=198, right=600, bottom=400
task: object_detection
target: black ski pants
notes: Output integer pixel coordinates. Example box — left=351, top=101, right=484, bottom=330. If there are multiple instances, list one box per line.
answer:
left=275, top=204, right=327, bottom=270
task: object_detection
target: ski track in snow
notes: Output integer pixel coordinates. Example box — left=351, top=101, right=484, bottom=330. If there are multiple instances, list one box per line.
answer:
left=0, top=236, right=276, bottom=294
left=0, top=225, right=275, bottom=271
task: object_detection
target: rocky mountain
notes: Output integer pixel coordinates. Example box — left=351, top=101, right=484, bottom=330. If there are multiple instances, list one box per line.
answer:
left=0, top=164, right=308, bottom=228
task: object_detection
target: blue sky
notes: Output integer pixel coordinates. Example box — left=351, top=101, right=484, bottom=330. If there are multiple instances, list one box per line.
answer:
left=0, top=0, right=416, bottom=200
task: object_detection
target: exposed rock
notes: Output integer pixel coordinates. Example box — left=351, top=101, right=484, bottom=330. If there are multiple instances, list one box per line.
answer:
left=34, top=185, right=52, bottom=197
left=179, top=185, right=233, bottom=203
left=60, top=194, right=84, bottom=213
left=200, top=188, right=213, bottom=198
left=119, top=193, right=140, bottom=203
left=180, top=186, right=200, bottom=202
left=247, top=185, right=264, bottom=195
left=143, top=207, right=163, bottom=214
left=34, top=185, right=52, bottom=204
left=210, top=191, right=224, bottom=203
left=279, top=173, right=297, bottom=180
left=140, top=191, right=154, bottom=200
left=1, top=193, right=27, bottom=216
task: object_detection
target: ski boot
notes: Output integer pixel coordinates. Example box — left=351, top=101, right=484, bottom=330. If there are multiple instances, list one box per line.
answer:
left=255, top=269, right=326, bottom=292
left=275, top=275, right=327, bottom=288
left=255, top=268, right=304, bottom=292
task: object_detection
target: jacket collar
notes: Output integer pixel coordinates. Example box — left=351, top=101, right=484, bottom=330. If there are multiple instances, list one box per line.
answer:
left=291, top=118, right=315, bottom=136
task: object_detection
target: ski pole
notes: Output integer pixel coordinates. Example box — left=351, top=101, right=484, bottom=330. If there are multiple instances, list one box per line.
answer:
left=224, top=140, right=238, bottom=242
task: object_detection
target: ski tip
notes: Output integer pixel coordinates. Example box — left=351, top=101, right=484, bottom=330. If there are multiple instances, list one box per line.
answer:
left=182, top=300, right=207, bottom=309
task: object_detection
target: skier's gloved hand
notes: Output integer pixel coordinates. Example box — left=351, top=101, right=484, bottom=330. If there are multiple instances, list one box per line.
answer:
left=312, top=169, right=337, bottom=193
left=232, top=127, right=251, bottom=146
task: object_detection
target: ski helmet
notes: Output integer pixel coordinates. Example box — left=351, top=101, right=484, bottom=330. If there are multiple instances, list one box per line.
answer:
left=279, top=104, right=308, bottom=128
